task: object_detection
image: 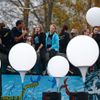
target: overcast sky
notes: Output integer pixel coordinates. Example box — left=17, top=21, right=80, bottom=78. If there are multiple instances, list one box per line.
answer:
left=0, top=0, right=6, bottom=2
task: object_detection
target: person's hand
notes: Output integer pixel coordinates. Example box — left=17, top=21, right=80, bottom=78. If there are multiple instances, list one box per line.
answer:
left=47, top=48, right=51, bottom=51
left=22, top=30, right=28, bottom=37
left=15, top=37, right=19, bottom=42
left=37, top=49, right=40, bottom=53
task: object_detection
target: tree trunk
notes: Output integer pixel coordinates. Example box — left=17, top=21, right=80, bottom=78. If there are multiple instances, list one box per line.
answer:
left=94, top=0, right=100, bottom=6
left=43, top=0, right=48, bottom=32
left=43, top=0, right=54, bottom=32
left=47, top=0, right=54, bottom=31
left=88, top=0, right=92, bottom=8
left=23, top=0, right=30, bottom=27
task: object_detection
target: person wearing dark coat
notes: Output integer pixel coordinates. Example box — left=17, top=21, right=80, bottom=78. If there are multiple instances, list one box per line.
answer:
left=59, top=25, right=70, bottom=54
left=92, top=26, right=100, bottom=70
left=0, top=22, right=13, bottom=73
left=33, top=24, right=46, bottom=74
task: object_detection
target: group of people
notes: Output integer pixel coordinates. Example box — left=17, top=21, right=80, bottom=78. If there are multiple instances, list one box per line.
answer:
left=0, top=20, right=100, bottom=74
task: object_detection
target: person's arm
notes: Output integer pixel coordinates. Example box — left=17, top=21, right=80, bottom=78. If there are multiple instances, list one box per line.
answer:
left=12, top=28, right=27, bottom=42
left=47, top=35, right=59, bottom=51
left=37, top=33, right=45, bottom=52
left=64, top=33, right=70, bottom=45
left=15, top=29, right=28, bottom=42
left=14, top=33, right=25, bottom=42
left=37, top=44, right=43, bottom=52
left=50, top=34, right=59, bottom=50
left=0, top=38, right=8, bottom=54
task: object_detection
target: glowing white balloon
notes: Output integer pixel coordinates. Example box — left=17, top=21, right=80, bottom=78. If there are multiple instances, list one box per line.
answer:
left=86, top=7, right=100, bottom=27
left=47, top=56, right=69, bottom=77
left=47, top=56, right=69, bottom=92
left=66, top=35, right=99, bottom=82
left=9, top=43, right=37, bottom=83
left=9, top=43, right=37, bottom=71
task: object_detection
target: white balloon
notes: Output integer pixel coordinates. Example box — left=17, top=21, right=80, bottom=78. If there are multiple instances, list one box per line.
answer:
left=86, top=7, right=100, bottom=27
left=67, top=35, right=99, bottom=82
left=67, top=35, right=99, bottom=67
left=47, top=56, right=69, bottom=77
left=8, top=43, right=37, bottom=71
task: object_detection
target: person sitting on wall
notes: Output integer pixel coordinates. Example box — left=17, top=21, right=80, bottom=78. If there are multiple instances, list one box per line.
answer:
left=59, top=25, right=70, bottom=54
left=11, top=20, right=27, bottom=46
left=45, top=24, right=59, bottom=60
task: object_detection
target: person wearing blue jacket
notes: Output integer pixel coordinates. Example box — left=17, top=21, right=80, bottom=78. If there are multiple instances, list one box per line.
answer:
left=45, top=24, right=59, bottom=59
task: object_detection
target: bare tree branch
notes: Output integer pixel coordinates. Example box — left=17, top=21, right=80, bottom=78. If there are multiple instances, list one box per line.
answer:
left=9, top=0, right=20, bottom=7
left=30, top=3, right=43, bottom=24
left=17, top=0, right=24, bottom=7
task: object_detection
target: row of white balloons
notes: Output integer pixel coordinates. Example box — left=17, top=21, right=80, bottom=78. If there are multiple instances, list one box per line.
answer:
left=8, top=35, right=99, bottom=83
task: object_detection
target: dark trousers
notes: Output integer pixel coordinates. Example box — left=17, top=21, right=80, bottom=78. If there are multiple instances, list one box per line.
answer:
left=95, top=54, right=100, bottom=70
left=45, top=49, right=58, bottom=63
left=0, top=52, right=8, bottom=73
left=32, top=49, right=58, bottom=74
left=49, top=49, right=58, bottom=58
left=0, top=44, right=9, bottom=55
left=59, top=47, right=66, bottom=54
left=33, top=48, right=47, bottom=74
left=40, top=48, right=47, bottom=72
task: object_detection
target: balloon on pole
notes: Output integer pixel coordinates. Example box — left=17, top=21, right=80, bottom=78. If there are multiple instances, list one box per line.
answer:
left=66, top=35, right=99, bottom=82
left=8, top=43, right=37, bottom=83
left=47, top=56, right=69, bottom=91
left=47, top=56, right=69, bottom=77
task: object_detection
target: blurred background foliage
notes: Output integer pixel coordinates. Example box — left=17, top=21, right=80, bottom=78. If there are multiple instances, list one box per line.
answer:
left=0, top=0, right=100, bottom=32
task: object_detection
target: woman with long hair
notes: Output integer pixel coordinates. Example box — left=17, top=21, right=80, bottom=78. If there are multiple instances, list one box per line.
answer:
left=33, top=24, right=46, bottom=74
left=82, top=28, right=92, bottom=37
